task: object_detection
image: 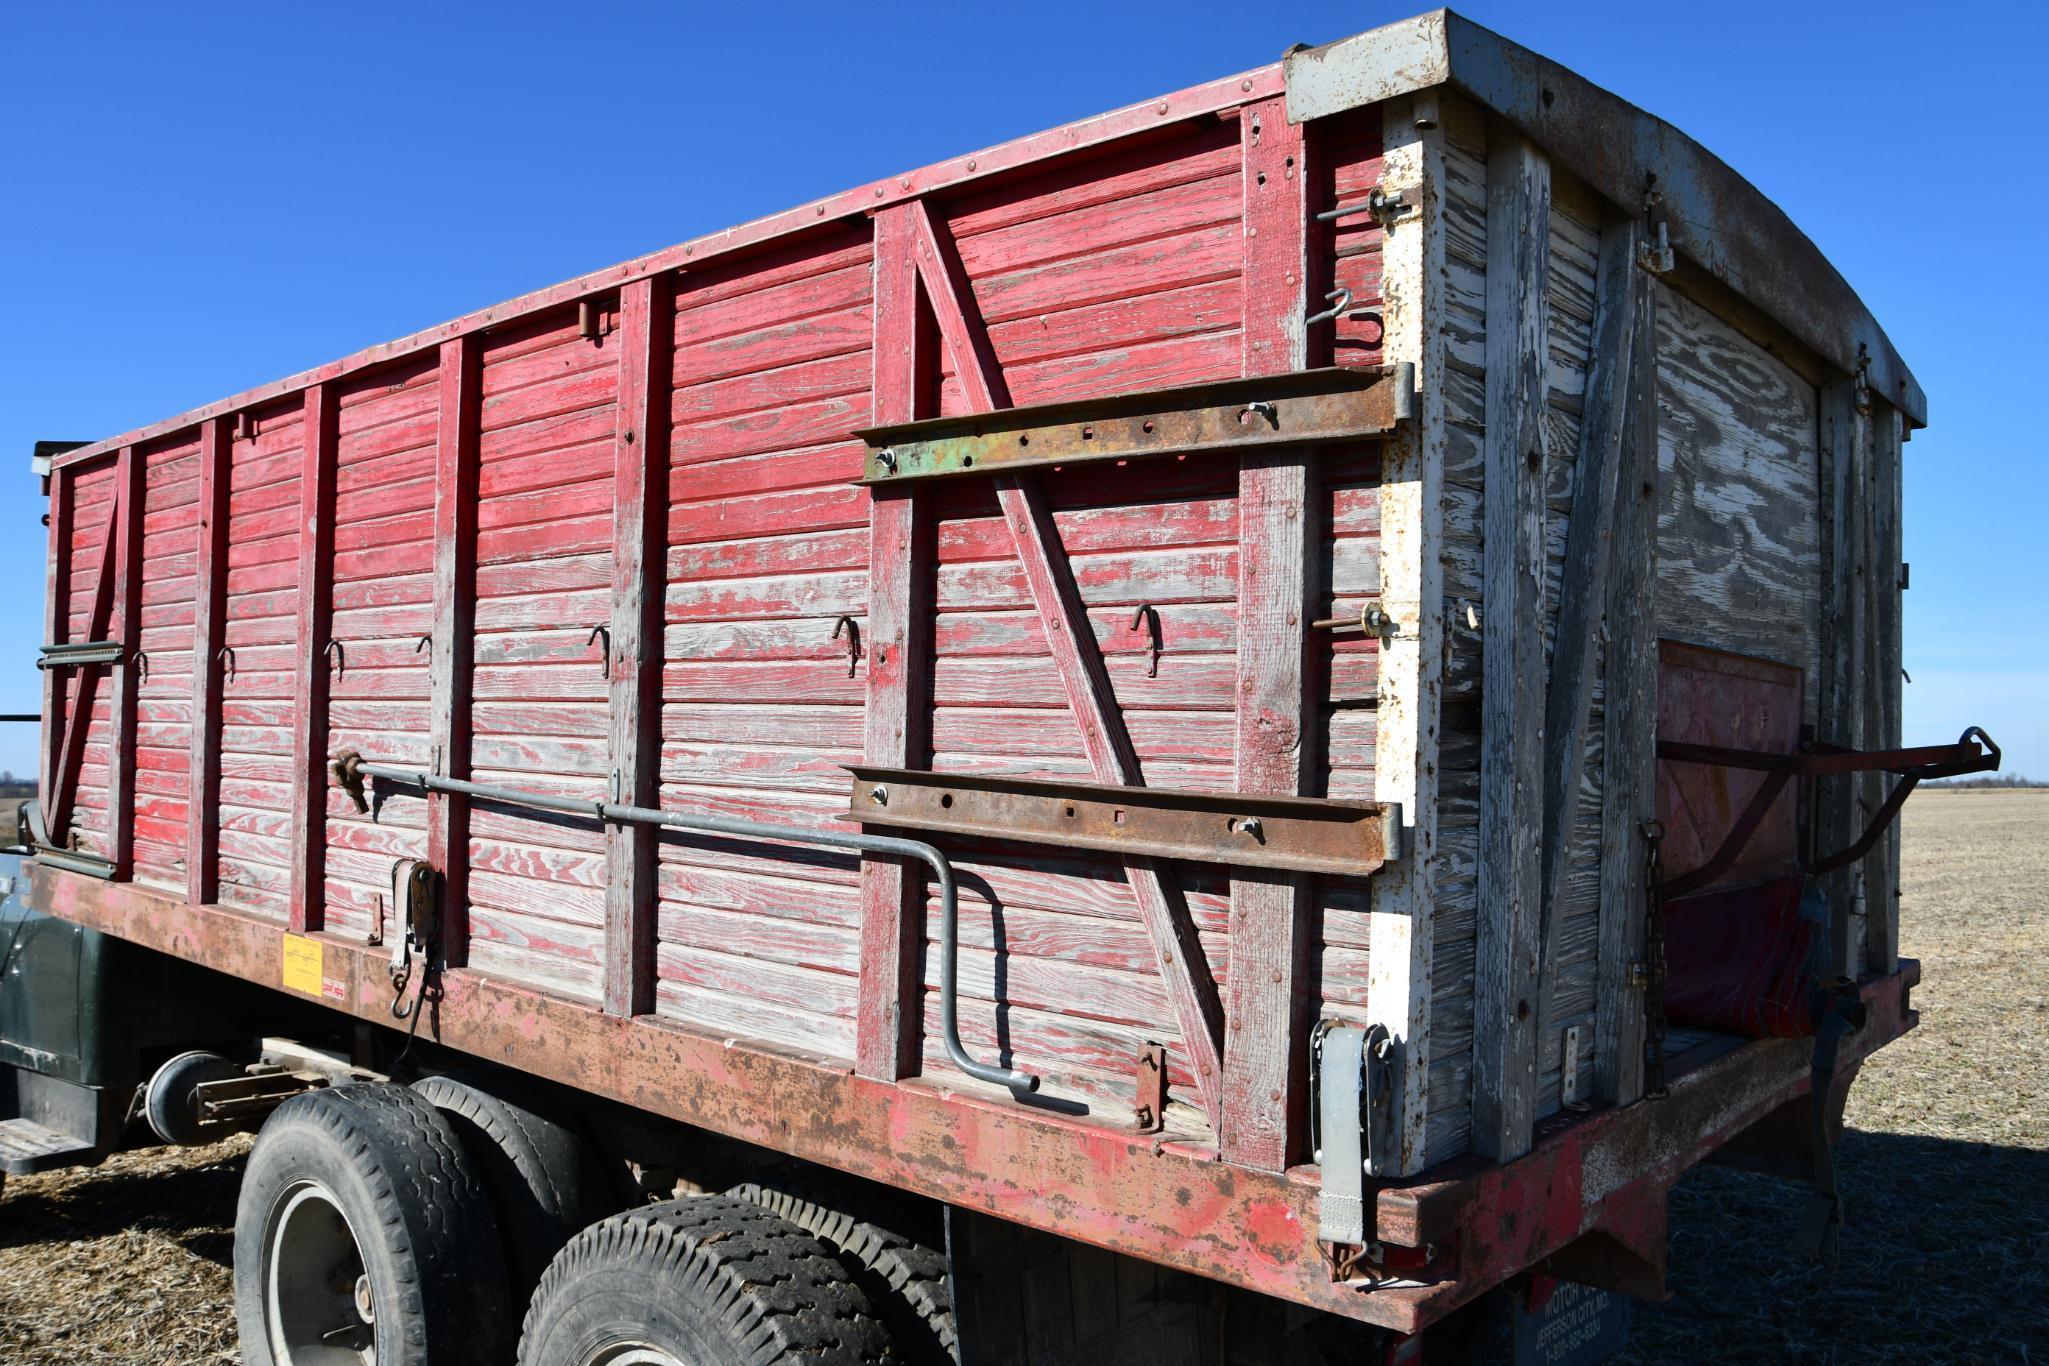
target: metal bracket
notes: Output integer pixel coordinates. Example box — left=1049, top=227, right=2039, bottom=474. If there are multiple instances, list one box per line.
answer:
left=38, top=641, right=124, bottom=669
left=1133, top=1042, right=1168, bottom=1133
left=1562, top=1023, right=1588, bottom=1113
left=855, top=367, right=1401, bottom=485
left=388, top=857, right=441, bottom=1020
left=1316, top=185, right=1412, bottom=226
left=1313, top=1021, right=1399, bottom=1245
left=847, top=767, right=1400, bottom=877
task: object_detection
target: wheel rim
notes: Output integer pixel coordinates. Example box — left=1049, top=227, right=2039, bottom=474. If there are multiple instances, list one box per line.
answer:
left=583, top=1343, right=689, bottom=1366
left=265, top=1180, right=377, bottom=1365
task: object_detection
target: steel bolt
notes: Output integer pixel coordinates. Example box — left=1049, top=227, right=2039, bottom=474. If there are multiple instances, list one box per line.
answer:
left=870, top=786, right=888, bottom=805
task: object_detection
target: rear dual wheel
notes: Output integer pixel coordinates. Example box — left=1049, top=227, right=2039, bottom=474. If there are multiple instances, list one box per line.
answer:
left=516, top=1196, right=896, bottom=1366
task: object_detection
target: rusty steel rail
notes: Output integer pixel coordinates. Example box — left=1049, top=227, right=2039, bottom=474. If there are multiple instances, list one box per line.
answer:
left=329, top=751, right=1038, bottom=1095
left=1655, top=726, right=1999, bottom=899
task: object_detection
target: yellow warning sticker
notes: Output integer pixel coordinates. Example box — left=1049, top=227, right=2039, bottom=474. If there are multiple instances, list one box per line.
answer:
left=282, top=934, right=324, bottom=996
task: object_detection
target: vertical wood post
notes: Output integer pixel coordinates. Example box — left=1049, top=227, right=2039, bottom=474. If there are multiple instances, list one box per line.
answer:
left=106, top=445, right=145, bottom=878
left=604, top=276, right=674, bottom=1017
left=429, top=337, right=482, bottom=965
left=1818, top=377, right=1870, bottom=976
left=1221, top=97, right=1317, bottom=1171
left=1535, top=216, right=1651, bottom=1056
left=288, top=385, right=337, bottom=933
left=1471, top=129, right=1552, bottom=1163
left=1864, top=404, right=1903, bottom=974
left=1364, top=93, right=1443, bottom=1175
left=187, top=417, right=230, bottom=906
left=1592, top=254, right=1661, bottom=1107
left=855, top=204, right=937, bottom=1079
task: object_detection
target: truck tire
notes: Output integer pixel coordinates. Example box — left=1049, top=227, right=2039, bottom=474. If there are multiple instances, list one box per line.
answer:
left=729, top=1177, right=957, bottom=1364
left=234, top=1082, right=511, bottom=1366
left=412, top=1073, right=609, bottom=1302
left=517, top=1195, right=895, bottom=1366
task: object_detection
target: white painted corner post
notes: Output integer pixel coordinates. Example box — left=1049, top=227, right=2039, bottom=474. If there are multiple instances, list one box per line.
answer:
left=1364, top=92, right=1447, bottom=1177
left=1471, top=123, right=1553, bottom=1165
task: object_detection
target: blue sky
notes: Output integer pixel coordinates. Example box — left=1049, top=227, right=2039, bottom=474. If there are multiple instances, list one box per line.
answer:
left=2, top=2, right=2042, bottom=782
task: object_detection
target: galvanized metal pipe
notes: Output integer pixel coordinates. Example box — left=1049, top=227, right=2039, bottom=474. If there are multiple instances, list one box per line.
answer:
left=345, top=758, right=1038, bottom=1094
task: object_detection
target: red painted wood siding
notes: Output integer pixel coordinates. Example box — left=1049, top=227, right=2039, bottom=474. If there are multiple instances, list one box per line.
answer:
left=216, top=400, right=306, bottom=920
left=942, top=123, right=1246, bottom=413
left=321, top=354, right=441, bottom=942
left=1326, top=108, right=1388, bottom=371
left=131, top=434, right=203, bottom=891
left=50, top=86, right=1390, bottom=1141
left=464, top=307, right=623, bottom=1003
left=654, top=225, right=875, bottom=1058
left=57, top=458, right=120, bottom=857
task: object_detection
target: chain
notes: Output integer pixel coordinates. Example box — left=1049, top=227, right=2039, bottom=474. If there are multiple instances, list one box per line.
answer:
left=1641, top=818, right=1668, bottom=1099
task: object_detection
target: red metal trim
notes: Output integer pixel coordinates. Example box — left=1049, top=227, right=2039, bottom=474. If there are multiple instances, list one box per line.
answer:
left=604, top=275, right=673, bottom=1017
left=186, top=417, right=230, bottom=906
left=429, top=337, right=482, bottom=965
left=855, top=204, right=937, bottom=1080
left=1369, top=963, right=1916, bottom=1322
left=1223, top=97, right=1317, bottom=1172
left=104, top=446, right=146, bottom=877
left=288, top=386, right=338, bottom=933
left=48, top=65, right=1286, bottom=474
left=25, top=864, right=1918, bottom=1336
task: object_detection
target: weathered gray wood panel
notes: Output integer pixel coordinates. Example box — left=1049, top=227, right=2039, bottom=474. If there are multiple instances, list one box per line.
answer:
left=1652, top=285, right=1822, bottom=718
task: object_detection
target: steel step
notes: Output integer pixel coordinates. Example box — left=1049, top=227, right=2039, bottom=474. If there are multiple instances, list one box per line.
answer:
left=0, top=1116, right=99, bottom=1174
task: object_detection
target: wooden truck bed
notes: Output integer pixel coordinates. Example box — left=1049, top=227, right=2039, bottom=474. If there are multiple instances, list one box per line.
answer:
left=26, top=9, right=1937, bottom=1334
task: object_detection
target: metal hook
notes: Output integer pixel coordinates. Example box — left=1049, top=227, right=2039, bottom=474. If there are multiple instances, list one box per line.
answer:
left=1304, top=287, right=1353, bottom=328
left=133, top=650, right=149, bottom=685
left=415, top=634, right=432, bottom=656
left=832, top=616, right=861, bottom=678
left=587, top=624, right=611, bottom=674
left=216, top=645, right=236, bottom=681
left=1129, top=604, right=1162, bottom=678
left=324, top=639, right=345, bottom=677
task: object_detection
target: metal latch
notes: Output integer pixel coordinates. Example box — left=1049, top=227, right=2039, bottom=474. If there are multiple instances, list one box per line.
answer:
left=388, top=859, right=440, bottom=1020
left=1312, top=1021, right=1398, bottom=1245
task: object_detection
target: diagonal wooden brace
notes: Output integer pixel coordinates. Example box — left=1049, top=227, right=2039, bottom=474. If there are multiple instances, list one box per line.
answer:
left=897, top=197, right=1227, bottom=1126
left=994, top=473, right=1228, bottom=1126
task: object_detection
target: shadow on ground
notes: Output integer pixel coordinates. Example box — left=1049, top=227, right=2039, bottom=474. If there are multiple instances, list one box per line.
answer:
left=1622, top=1126, right=2049, bottom=1363
left=1, top=1146, right=247, bottom=1268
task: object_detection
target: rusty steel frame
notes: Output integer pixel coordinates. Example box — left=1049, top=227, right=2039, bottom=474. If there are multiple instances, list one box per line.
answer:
left=23, top=859, right=1919, bottom=1335
left=1655, top=728, right=1997, bottom=898
left=855, top=366, right=1404, bottom=485
left=846, top=766, right=1400, bottom=878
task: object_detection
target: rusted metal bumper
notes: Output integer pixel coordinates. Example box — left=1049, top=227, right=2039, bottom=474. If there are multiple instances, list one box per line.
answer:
left=1362, top=962, right=1918, bottom=1321
left=26, top=865, right=1916, bottom=1336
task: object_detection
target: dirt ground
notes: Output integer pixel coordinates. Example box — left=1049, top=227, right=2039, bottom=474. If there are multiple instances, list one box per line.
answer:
left=0, top=790, right=2043, bottom=1363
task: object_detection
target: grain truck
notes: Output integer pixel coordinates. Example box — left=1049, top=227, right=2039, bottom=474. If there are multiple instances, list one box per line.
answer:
left=7, top=10, right=1996, bottom=1363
